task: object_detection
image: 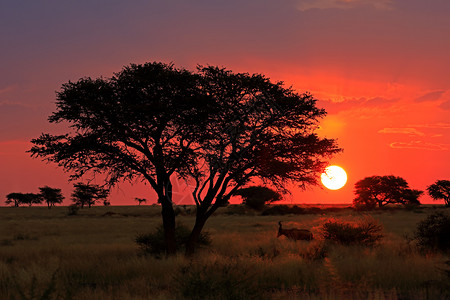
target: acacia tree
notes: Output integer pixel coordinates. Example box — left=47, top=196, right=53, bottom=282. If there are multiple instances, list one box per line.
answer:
left=29, top=62, right=208, bottom=254
left=353, top=175, right=422, bottom=209
left=427, top=180, right=450, bottom=207
left=71, top=183, right=109, bottom=208
left=29, top=62, right=340, bottom=255
left=39, top=186, right=64, bottom=208
left=181, top=66, right=341, bottom=255
left=236, top=186, right=282, bottom=210
left=5, top=193, right=23, bottom=207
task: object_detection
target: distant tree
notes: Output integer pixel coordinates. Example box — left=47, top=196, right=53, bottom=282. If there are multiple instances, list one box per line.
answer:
left=235, top=186, right=282, bottom=210
left=103, top=199, right=111, bottom=206
left=427, top=180, right=450, bottom=207
left=39, top=186, right=64, bottom=208
left=5, top=193, right=23, bottom=207
left=71, top=183, right=109, bottom=208
left=135, top=197, right=147, bottom=205
left=20, top=193, right=43, bottom=206
left=353, top=175, right=422, bottom=209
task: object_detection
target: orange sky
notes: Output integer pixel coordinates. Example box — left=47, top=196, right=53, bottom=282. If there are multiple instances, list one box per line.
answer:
left=1, top=0, right=449, bottom=205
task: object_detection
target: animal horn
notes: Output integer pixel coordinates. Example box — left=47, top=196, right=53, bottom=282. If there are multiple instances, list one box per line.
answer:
left=278, top=221, right=282, bottom=228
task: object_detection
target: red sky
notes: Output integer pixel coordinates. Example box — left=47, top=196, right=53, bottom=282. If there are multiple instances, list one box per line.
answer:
left=1, top=0, right=449, bottom=205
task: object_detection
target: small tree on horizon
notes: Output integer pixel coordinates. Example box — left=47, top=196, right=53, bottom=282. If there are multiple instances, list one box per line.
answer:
left=353, top=175, right=422, bottom=209
left=39, top=186, right=64, bottom=208
left=235, top=186, right=282, bottom=210
left=71, top=183, right=109, bottom=208
left=427, top=180, right=450, bottom=207
left=5, top=193, right=23, bottom=207
left=135, top=197, right=147, bottom=205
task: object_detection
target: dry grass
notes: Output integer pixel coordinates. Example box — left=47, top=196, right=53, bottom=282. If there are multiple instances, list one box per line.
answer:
left=0, top=205, right=448, bottom=299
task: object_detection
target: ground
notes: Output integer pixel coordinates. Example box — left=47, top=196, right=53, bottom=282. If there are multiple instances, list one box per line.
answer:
left=0, top=205, right=448, bottom=299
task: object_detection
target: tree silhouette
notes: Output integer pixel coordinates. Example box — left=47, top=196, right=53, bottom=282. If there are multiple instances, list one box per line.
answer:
left=135, top=197, right=147, bottom=205
left=39, top=186, right=64, bottom=208
left=5, top=193, right=24, bottom=207
left=71, top=183, right=109, bottom=208
left=30, top=62, right=208, bottom=254
left=427, top=180, right=450, bottom=207
left=235, top=186, right=282, bottom=210
left=353, top=175, right=422, bottom=209
left=29, top=62, right=340, bottom=255
left=181, top=66, right=341, bottom=255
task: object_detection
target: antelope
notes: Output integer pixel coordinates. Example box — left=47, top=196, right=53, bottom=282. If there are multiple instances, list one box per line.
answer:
left=277, top=221, right=313, bottom=241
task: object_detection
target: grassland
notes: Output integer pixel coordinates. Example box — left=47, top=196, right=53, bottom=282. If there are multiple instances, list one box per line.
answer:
left=0, top=205, right=448, bottom=299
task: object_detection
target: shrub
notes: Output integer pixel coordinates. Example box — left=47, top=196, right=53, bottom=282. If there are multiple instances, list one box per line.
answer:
left=414, top=212, right=450, bottom=252
left=261, top=205, right=305, bottom=215
left=67, top=204, right=79, bottom=216
left=322, top=218, right=383, bottom=246
left=135, top=223, right=211, bottom=256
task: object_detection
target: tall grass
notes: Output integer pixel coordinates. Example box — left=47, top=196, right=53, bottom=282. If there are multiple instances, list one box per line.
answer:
left=0, top=206, right=448, bottom=299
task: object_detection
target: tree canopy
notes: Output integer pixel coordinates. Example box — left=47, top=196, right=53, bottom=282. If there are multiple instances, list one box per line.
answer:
left=5, top=192, right=42, bottom=207
left=353, top=175, right=422, bottom=209
left=427, top=180, right=450, bottom=207
left=30, top=62, right=341, bottom=255
left=71, top=183, right=109, bottom=208
left=39, top=186, right=64, bottom=208
left=235, top=186, right=282, bottom=210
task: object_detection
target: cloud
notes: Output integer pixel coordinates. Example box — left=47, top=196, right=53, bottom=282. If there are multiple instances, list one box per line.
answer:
left=390, top=141, right=448, bottom=151
left=409, top=123, right=450, bottom=129
left=320, top=96, right=398, bottom=114
left=414, top=90, right=446, bottom=102
left=296, top=0, right=393, bottom=11
left=439, top=100, right=450, bottom=110
left=378, top=128, right=425, bottom=136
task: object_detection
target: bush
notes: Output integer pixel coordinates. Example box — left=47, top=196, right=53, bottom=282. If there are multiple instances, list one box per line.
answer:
left=322, top=218, right=383, bottom=246
left=414, top=212, right=450, bottom=252
left=236, top=186, right=282, bottom=210
left=67, top=204, right=79, bottom=216
left=261, top=205, right=305, bottom=215
left=135, top=223, right=211, bottom=256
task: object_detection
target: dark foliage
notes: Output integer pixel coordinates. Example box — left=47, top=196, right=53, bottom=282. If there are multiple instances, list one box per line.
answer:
left=414, top=212, right=450, bottom=252
left=135, top=223, right=211, bottom=256
left=427, top=180, right=450, bottom=207
left=261, top=205, right=306, bottom=215
left=236, top=186, right=282, bottom=210
left=353, top=175, right=422, bottom=209
left=5, top=193, right=42, bottom=207
left=322, top=218, right=383, bottom=246
left=71, top=183, right=109, bottom=208
left=39, top=186, right=64, bottom=208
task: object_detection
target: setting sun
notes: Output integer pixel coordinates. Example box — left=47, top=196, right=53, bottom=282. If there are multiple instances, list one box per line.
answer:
left=321, top=165, right=347, bottom=190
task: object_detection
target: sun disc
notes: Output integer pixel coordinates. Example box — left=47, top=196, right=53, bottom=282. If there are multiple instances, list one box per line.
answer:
left=321, top=165, right=347, bottom=190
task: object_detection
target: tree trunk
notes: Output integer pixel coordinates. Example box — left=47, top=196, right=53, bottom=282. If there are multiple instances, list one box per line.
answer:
left=185, top=212, right=207, bottom=256
left=161, top=200, right=177, bottom=255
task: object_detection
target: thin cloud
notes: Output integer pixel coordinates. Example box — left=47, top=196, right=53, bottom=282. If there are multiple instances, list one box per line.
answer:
left=296, top=0, right=394, bottom=11
left=390, top=141, right=448, bottom=151
left=378, top=128, right=425, bottom=136
left=439, top=100, right=450, bottom=110
left=320, top=96, right=398, bottom=114
left=409, top=123, right=450, bottom=129
left=414, top=90, right=446, bottom=102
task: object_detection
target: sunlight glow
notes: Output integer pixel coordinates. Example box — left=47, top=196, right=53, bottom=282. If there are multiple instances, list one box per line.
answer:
left=321, top=165, right=347, bottom=190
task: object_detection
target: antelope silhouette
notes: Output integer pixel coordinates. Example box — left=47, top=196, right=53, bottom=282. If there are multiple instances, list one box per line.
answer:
left=277, top=221, right=313, bottom=241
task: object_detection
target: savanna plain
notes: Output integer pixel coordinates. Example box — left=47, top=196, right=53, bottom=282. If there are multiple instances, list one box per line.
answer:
left=0, top=205, right=448, bottom=300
